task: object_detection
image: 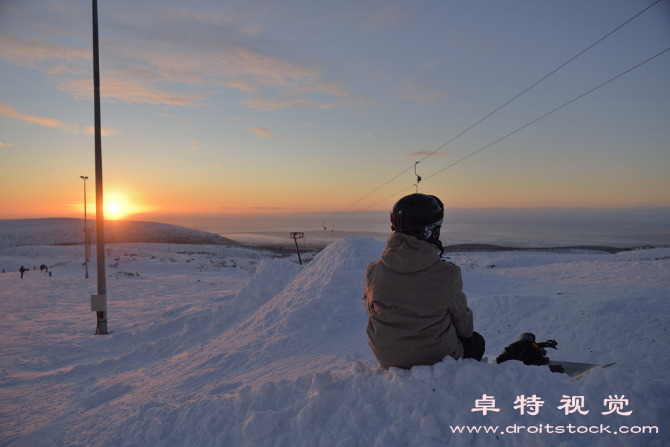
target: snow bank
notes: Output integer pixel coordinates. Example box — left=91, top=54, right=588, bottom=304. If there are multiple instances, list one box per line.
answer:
left=115, top=356, right=670, bottom=447
left=231, top=258, right=304, bottom=313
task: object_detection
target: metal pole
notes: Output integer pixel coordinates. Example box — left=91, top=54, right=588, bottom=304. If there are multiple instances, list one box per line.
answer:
left=92, top=0, right=108, bottom=334
left=293, top=237, right=303, bottom=265
left=81, top=176, right=89, bottom=278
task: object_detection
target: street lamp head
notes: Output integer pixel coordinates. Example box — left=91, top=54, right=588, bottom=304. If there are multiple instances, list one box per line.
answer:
left=80, top=176, right=88, bottom=179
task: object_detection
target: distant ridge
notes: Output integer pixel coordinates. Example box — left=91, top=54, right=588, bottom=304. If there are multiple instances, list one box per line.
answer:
left=0, top=218, right=239, bottom=250
left=442, top=243, right=658, bottom=254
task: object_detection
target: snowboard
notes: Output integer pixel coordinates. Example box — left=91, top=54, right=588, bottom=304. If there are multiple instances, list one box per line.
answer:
left=548, top=360, right=616, bottom=380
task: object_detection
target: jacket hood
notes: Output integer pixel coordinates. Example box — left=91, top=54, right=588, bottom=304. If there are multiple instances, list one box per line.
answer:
left=380, top=232, right=440, bottom=273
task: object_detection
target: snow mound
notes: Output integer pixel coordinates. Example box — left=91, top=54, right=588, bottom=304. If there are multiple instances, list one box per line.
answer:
left=116, top=357, right=670, bottom=446
left=231, top=258, right=304, bottom=313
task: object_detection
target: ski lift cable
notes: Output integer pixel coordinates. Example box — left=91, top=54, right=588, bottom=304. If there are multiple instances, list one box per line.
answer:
left=318, top=0, right=660, bottom=227
left=413, top=0, right=661, bottom=166
left=331, top=46, right=670, bottom=226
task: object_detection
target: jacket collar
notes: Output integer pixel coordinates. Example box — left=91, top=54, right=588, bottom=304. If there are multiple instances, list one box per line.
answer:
left=380, top=232, right=440, bottom=273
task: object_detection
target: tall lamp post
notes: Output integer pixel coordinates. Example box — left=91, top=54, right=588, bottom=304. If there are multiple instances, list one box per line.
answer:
left=90, top=0, right=108, bottom=335
left=80, top=176, right=90, bottom=278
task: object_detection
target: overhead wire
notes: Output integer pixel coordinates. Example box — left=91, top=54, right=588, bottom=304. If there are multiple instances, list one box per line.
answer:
left=331, top=46, right=670, bottom=226
left=318, top=0, right=661, bottom=228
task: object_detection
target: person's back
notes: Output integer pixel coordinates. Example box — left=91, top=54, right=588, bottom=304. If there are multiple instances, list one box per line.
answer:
left=363, top=193, right=484, bottom=369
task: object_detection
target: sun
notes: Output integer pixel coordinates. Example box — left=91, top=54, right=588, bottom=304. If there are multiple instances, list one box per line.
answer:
left=105, top=202, right=123, bottom=220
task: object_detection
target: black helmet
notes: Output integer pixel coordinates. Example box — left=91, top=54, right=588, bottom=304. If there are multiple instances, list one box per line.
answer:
left=390, top=193, right=445, bottom=253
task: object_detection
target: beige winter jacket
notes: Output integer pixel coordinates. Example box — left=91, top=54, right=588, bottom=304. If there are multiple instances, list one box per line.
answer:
left=363, top=232, right=474, bottom=369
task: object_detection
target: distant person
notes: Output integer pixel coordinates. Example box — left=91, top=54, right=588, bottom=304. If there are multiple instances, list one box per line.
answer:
left=363, top=193, right=485, bottom=369
left=33, top=266, right=36, bottom=270
left=40, top=264, right=45, bottom=272
left=19, top=266, right=27, bottom=278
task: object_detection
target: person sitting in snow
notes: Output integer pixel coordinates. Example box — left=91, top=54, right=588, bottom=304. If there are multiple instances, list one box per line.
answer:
left=363, top=193, right=485, bottom=369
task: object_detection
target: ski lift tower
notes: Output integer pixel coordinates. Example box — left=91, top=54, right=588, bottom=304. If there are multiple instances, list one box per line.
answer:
left=289, top=232, right=304, bottom=265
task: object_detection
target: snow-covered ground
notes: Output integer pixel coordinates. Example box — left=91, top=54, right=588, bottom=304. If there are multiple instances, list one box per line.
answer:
left=0, top=238, right=668, bottom=446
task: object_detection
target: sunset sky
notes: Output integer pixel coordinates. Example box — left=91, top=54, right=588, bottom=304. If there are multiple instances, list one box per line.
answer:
left=1, top=0, right=669, bottom=230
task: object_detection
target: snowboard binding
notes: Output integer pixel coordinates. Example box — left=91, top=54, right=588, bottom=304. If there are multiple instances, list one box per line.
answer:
left=496, top=333, right=563, bottom=373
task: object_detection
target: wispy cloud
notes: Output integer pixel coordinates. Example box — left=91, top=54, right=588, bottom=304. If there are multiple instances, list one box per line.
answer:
left=445, top=32, right=494, bottom=55
left=242, top=97, right=337, bottom=111
left=0, top=33, right=89, bottom=67
left=326, top=3, right=416, bottom=32
left=404, top=150, right=448, bottom=158
left=250, top=207, right=290, bottom=210
left=0, top=103, right=79, bottom=133
left=152, top=112, right=188, bottom=121
left=422, top=58, right=452, bottom=69
left=0, top=6, right=355, bottom=112
left=84, top=126, right=118, bottom=136
left=0, top=142, right=14, bottom=148
left=396, top=80, right=451, bottom=106
left=247, top=127, right=274, bottom=138
left=57, top=77, right=205, bottom=106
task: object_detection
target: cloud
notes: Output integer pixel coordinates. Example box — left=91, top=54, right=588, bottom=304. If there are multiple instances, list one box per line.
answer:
left=325, top=3, right=415, bottom=32
left=0, top=142, right=13, bottom=148
left=243, top=97, right=337, bottom=111
left=0, top=33, right=89, bottom=67
left=57, top=77, right=205, bottom=106
left=247, top=127, right=274, bottom=138
left=0, top=6, right=358, bottom=111
left=188, top=141, right=209, bottom=152
left=445, top=32, right=494, bottom=55
left=404, top=150, right=448, bottom=158
left=152, top=112, right=188, bottom=121
left=396, top=80, right=451, bottom=106
left=422, top=58, right=452, bottom=69
left=84, top=126, right=118, bottom=136
left=233, top=117, right=247, bottom=120
left=358, top=5, right=405, bottom=31
left=0, top=103, right=79, bottom=133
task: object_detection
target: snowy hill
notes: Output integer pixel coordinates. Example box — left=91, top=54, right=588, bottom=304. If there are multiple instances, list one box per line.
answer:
left=0, top=218, right=239, bottom=249
left=0, top=238, right=668, bottom=446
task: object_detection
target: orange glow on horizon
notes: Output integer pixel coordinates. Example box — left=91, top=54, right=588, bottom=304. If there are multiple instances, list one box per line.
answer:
left=105, top=202, right=123, bottom=220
